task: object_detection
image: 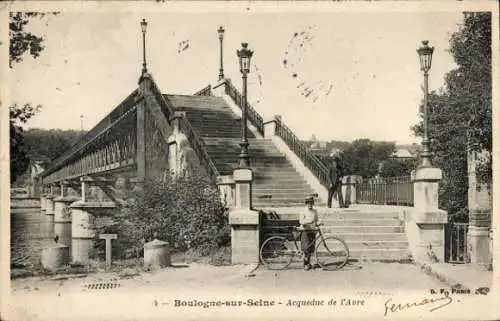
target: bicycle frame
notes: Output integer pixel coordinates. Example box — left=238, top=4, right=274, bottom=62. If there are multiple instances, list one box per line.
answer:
left=291, top=226, right=327, bottom=257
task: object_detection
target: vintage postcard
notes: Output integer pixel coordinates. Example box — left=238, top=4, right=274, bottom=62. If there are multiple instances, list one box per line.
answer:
left=1, top=1, right=498, bottom=320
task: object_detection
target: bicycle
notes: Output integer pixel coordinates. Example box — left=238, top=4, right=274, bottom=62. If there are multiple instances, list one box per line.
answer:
left=259, top=222, right=350, bottom=271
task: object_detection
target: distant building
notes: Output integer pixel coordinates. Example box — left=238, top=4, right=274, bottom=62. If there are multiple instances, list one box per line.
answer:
left=391, top=148, right=415, bottom=160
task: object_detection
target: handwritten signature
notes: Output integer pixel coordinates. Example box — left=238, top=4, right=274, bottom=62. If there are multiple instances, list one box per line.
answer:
left=384, top=293, right=453, bottom=316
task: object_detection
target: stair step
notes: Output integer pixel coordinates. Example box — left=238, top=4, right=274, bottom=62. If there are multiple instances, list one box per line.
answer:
left=320, top=219, right=402, bottom=226
left=346, top=241, right=409, bottom=249
left=322, top=232, right=407, bottom=242
left=270, top=211, right=401, bottom=220
left=252, top=185, right=312, bottom=192
left=347, top=249, right=411, bottom=261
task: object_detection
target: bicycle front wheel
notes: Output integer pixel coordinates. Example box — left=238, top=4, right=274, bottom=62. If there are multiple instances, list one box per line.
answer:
left=260, top=236, right=295, bottom=270
left=315, top=236, right=349, bottom=270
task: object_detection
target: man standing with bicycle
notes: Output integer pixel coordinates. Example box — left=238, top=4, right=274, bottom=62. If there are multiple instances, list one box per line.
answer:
left=300, top=195, right=321, bottom=270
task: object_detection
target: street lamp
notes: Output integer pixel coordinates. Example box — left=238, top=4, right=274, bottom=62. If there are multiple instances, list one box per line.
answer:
left=217, top=26, right=225, bottom=80
left=237, top=42, right=254, bottom=167
left=140, top=18, right=148, bottom=75
left=417, top=40, right=434, bottom=168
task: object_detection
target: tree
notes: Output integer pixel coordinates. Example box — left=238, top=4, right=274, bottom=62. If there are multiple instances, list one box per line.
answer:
left=10, top=104, right=41, bottom=183
left=9, top=12, right=58, bottom=182
left=379, top=158, right=417, bottom=178
left=342, top=139, right=396, bottom=178
left=9, top=12, right=58, bottom=68
left=412, top=12, right=491, bottom=220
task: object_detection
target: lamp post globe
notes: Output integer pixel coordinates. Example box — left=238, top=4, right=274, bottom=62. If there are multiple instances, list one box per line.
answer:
left=236, top=42, right=254, bottom=168
left=417, top=40, right=434, bottom=168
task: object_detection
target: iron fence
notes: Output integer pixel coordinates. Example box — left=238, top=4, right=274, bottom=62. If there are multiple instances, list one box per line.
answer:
left=445, top=222, right=469, bottom=264
left=356, top=176, right=413, bottom=206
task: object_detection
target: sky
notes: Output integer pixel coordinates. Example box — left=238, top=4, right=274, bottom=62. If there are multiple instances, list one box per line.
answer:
left=9, top=9, right=465, bottom=144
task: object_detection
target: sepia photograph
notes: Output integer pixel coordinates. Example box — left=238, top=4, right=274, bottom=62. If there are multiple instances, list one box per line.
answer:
left=1, top=2, right=498, bottom=320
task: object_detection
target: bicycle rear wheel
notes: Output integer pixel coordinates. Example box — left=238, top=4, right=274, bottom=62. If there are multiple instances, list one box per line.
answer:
left=315, top=236, right=349, bottom=270
left=260, top=236, right=295, bottom=270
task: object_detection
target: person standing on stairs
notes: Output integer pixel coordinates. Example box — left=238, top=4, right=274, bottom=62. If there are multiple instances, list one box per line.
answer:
left=327, top=152, right=346, bottom=208
left=300, top=195, right=321, bottom=270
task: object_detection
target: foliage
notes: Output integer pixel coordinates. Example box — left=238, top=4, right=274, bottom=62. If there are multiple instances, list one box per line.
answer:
left=379, top=158, right=417, bottom=178
left=9, top=12, right=58, bottom=68
left=411, top=12, right=491, bottom=217
left=23, top=128, right=86, bottom=163
left=341, top=139, right=396, bottom=178
left=96, top=170, right=230, bottom=261
left=9, top=12, right=58, bottom=182
left=10, top=104, right=41, bottom=183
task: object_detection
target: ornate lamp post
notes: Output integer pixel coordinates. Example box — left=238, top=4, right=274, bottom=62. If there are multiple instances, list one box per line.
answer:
left=217, top=26, right=225, bottom=80
left=236, top=43, right=254, bottom=167
left=140, top=18, right=148, bottom=75
left=416, top=40, right=434, bottom=168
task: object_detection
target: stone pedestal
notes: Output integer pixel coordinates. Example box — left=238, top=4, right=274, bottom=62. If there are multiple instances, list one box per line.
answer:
left=407, top=167, right=447, bottom=263
left=70, top=200, right=117, bottom=264
left=54, top=197, right=78, bottom=248
left=229, top=168, right=260, bottom=264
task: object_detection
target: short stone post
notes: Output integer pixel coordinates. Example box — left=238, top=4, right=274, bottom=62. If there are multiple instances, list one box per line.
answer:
left=408, top=167, right=448, bottom=263
left=41, top=242, right=70, bottom=272
left=144, top=239, right=171, bottom=270
left=467, top=149, right=492, bottom=269
left=229, top=168, right=260, bottom=264
left=99, top=233, right=117, bottom=271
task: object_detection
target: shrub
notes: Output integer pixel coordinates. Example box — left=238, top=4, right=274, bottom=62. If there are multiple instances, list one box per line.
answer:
left=95, top=169, right=230, bottom=261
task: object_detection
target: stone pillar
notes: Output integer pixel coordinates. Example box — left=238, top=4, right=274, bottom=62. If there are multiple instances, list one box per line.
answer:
left=263, top=117, right=278, bottom=137
left=229, top=168, right=260, bottom=264
left=54, top=181, right=79, bottom=248
left=467, top=150, right=492, bottom=269
left=408, top=167, right=447, bottom=263
left=70, top=177, right=117, bottom=264
left=342, top=175, right=361, bottom=206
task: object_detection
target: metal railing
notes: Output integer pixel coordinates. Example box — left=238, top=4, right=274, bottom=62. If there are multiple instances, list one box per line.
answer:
left=356, top=176, right=414, bottom=206
left=40, top=90, right=140, bottom=180
left=224, top=79, right=264, bottom=136
left=149, top=76, right=175, bottom=121
left=274, top=117, right=331, bottom=188
left=445, top=222, right=469, bottom=263
left=193, top=84, right=212, bottom=96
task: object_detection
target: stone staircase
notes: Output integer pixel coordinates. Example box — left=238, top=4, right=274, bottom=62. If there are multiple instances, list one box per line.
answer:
left=167, top=94, right=317, bottom=208
left=264, top=207, right=411, bottom=262
left=166, top=92, right=411, bottom=262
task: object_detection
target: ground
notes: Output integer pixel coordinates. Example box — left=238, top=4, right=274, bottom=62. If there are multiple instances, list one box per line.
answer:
left=9, top=260, right=487, bottom=321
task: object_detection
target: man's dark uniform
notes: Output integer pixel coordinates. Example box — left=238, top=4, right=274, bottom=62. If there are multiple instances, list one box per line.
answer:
left=327, top=156, right=345, bottom=208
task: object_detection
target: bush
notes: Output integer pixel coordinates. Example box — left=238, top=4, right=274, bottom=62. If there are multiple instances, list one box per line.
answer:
left=95, top=170, right=230, bottom=261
